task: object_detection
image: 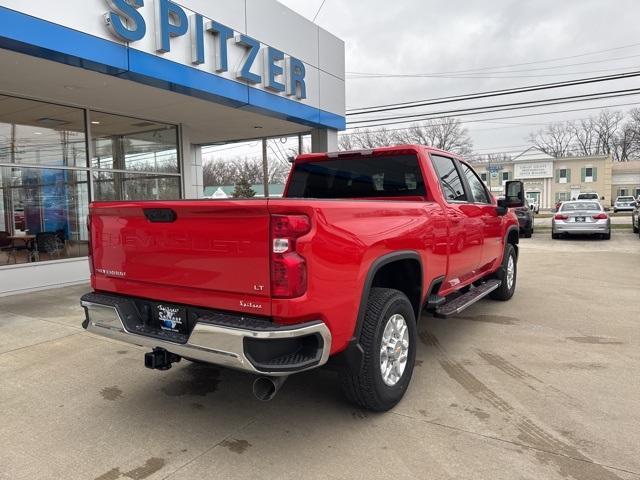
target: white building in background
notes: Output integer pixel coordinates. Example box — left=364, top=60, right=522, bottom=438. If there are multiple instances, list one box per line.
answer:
left=0, top=0, right=345, bottom=295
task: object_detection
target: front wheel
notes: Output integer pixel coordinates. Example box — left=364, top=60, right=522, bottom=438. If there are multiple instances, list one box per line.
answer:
left=340, top=288, right=417, bottom=412
left=490, top=243, right=517, bottom=301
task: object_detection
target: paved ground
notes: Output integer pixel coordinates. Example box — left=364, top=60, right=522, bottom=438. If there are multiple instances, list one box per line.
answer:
left=1, top=233, right=639, bottom=480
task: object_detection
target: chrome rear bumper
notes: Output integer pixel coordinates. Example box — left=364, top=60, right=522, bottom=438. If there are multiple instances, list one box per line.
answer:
left=81, top=294, right=331, bottom=377
left=553, top=221, right=610, bottom=235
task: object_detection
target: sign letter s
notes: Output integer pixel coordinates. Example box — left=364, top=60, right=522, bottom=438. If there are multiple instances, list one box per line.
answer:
left=105, top=0, right=146, bottom=43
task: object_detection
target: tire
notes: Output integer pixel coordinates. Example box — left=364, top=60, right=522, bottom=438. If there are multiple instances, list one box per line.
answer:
left=552, top=232, right=560, bottom=240
left=340, top=288, right=417, bottom=412
left=489, top=243, right=517, bottom=301
left=603, top=232, right=611, bottom=240
left=633, top=219, right=638, bottom=234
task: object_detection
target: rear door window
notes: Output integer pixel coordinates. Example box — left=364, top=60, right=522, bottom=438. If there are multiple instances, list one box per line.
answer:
left=460, top=163, right=491, bottom=204
left=430, top=155, right=467, bottom=202
left=286, top=155, right=426, bottom=199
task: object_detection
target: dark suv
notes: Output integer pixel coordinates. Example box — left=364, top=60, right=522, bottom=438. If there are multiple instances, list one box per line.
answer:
left=515, top=198, right=535, bottom=238
left=632, top=198, right=640, bottom=236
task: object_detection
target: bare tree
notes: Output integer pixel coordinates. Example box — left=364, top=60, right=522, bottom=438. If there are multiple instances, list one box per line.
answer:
left=400, top=118, right=473, bottom=155
left=339, top=118, right=472, bottom=155
left=203, top=155, right=290, bottom=187
left=619, top=108, right=640, bottom=161
left=471, top=153, right=513, bottom=164
left=528, top=123, right=574, bottom=158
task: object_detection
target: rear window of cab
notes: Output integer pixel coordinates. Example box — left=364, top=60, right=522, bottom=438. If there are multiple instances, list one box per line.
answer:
left=287, top=155, right=426, bottom=199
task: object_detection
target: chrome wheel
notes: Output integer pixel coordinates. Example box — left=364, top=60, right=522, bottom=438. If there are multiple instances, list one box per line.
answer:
left=379, top=314, right=409, bottom=387
left=506, top=254, right=515, bottom=290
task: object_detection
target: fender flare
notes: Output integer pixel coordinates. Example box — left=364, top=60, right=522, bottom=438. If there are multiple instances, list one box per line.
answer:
left=504, top=225, right=520, bottom=258
left=328, top=251, right=422, bottom=371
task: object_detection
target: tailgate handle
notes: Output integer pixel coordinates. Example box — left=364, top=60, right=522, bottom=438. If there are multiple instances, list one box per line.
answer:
left=144, top=208, right=177, bottom=223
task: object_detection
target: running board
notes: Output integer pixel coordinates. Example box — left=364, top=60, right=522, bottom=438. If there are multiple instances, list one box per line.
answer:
left=434, top=280, right=502, bottom=319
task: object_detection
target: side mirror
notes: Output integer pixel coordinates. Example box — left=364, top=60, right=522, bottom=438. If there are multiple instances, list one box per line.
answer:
left=498, top=181, right=525, bottom=209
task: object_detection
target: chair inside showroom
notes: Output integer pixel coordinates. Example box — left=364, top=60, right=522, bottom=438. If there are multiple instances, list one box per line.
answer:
left=0, top=231, right=16, bottom=264
left=36, top=232, right=65, bottom=260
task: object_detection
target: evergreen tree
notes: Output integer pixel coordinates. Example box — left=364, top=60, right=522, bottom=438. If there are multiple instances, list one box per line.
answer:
left=232, top=176, right=257, bottom=198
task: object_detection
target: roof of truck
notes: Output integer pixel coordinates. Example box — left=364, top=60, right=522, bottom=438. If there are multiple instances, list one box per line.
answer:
left=295, top=144, right=464, bottom=163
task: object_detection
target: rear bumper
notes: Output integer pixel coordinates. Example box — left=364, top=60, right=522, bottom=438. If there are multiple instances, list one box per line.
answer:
left=553, top=221, right=610, bottom=235
left=614, top=206, right=634, bottom=211
left=81, top=293, right=331, bottom=376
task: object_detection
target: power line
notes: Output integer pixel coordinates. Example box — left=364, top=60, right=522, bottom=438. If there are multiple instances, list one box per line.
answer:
left=346, top=40, right=640, bottom=77
left=344, top=99, right=640, bottom=130
left=348, top=88, right=640, bottom=126
left=347, top=70, right=640, bottom=114
left=346, top=65, right=640, bottom=80
left=347, top=53, right=640, bottom=78
left=312, top=0, right=327, bottom=22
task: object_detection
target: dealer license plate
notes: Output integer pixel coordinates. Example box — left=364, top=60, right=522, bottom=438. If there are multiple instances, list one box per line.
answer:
left=156, top=304, right=187, bottom=334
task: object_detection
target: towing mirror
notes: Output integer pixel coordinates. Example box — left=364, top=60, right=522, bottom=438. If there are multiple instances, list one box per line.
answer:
left=498, top=181, right=525, bottom=209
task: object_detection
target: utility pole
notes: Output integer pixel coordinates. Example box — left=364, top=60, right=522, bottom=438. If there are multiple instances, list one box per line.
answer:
left=262, top=138, right=269, bottom=198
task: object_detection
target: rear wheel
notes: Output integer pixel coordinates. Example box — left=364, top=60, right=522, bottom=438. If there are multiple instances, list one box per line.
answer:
left=489, top=243, right=517, bottom=301
left=340, top=288, right=417, bottom=412
left=552, top=232, right=560, bottom=240
left=602, top=232, right=611, bottom=240
left=633, top=218, right=639, bottom=234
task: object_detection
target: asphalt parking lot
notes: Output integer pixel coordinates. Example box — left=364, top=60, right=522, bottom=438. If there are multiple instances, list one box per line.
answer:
left=1, top=233, right=639, bottom=480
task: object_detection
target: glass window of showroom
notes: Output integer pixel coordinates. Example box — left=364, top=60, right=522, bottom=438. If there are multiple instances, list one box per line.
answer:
left=0, top=94, right=181, bottom=266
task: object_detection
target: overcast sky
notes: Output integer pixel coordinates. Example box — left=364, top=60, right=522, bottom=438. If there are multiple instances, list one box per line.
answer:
left=205, top=1, right=640, bottom=167
left=279, top=0, right=640, bottom=154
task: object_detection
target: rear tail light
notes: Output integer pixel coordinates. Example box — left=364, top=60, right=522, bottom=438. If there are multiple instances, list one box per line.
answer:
left=554, top=214, right=568, bottom=220
left=270, top=214, right=311, bottom=298
left=592, top=213, right=608, bottom=220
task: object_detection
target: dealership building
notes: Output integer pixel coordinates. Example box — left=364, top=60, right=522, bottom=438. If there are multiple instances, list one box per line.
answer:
left=0, top=0, right=345, bottom=295
left=472, top=148, right=640, bottom=208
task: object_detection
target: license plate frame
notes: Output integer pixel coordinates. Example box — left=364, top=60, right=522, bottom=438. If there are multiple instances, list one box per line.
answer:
left=575, top=216, right=586, bottom=223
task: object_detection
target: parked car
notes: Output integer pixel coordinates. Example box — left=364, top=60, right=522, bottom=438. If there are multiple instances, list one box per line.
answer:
left=632, top=200, right=640, bottom=234
left=576, top=192, right=600, bottom=201
left=515, top=198, right=535, bottom=238
left=613, top=196, right=636, bottom=213
left=80, top=145, right=525, bottom=412
left=552, top=200, right=611, bottom=240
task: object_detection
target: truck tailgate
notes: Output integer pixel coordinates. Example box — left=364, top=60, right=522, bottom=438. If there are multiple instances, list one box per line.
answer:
left=90, top=200, right=272, bottom=315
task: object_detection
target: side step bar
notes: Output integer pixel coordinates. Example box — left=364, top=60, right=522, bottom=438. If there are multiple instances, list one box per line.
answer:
left=434, top=280, right=501, bottom=319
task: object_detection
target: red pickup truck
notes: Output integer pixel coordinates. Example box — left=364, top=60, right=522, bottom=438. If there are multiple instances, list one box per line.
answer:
left=81, top=145, right=524, bottom=411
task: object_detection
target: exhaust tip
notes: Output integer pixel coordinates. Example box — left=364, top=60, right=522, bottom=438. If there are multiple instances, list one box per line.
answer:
left=252, top=376, right=287, bottom=401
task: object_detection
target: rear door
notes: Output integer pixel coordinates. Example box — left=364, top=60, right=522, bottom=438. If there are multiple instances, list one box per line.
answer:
left=90, top=200, right=272, bottom=315
left=459, top=162, right=503, bottom=271
left=430, top=154, right=482, bottom=286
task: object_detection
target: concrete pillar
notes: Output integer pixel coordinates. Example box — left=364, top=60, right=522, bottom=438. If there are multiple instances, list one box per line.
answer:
left=311, top=128, right=338, bottom=153
left=180, top=126, right=204, bottom=199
